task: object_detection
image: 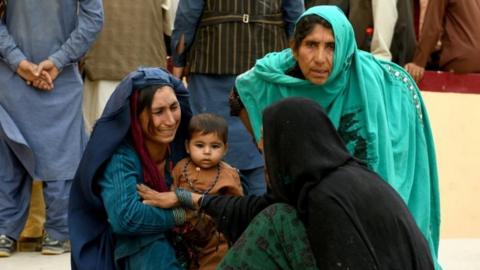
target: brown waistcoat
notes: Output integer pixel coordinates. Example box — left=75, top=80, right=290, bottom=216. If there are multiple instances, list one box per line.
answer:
left=82, top=0, right=168, bottom=81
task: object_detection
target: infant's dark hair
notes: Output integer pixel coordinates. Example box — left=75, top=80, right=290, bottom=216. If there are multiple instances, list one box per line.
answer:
left=188, top=113, right=228, bottom=143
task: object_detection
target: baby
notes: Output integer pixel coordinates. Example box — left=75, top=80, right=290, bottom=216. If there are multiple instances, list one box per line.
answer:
left=172, top=113, right=243, bottom=270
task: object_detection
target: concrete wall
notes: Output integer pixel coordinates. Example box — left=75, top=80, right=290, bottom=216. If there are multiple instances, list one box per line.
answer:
left=422, top=91, right=480, bottom=238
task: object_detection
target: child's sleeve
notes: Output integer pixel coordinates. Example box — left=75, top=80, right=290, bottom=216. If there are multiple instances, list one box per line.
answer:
left=232, top=169, right=244, bottom=196
left=217, top=164, right=244, bottom=196
left=171, top=159, right=184, bottom=189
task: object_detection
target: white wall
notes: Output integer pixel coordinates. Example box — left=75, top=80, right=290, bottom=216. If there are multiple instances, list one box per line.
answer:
left=422, top=91, right=480, bottom=238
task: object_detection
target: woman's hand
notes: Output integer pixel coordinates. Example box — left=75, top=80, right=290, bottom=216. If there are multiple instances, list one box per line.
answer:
left=137, top=184, right=180, bottom=208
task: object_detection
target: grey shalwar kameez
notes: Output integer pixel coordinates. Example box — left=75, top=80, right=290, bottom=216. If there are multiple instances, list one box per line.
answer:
left=0, top=0, right=103, bottom=240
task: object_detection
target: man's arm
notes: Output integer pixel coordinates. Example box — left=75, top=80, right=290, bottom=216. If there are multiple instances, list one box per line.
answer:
left=170, top=0, right=204, bottom=79
left=48, top=0, right=104, bottom=71
left=405, top=0, right=447, bottom=82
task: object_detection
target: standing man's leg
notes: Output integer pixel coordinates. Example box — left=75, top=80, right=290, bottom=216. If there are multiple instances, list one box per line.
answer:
left=0, top=139, right=32, bottom=257
left=41, top=179, right=72, bottom=255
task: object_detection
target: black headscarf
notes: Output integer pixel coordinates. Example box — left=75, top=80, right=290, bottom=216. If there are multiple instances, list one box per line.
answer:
left=263, top=97, right=434, bottom=269
left=200, top=97, right=355, bottom=243
left=263, top=97, right=352, bottom=207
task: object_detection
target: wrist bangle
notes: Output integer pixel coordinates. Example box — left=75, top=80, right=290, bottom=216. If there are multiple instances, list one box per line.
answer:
left=175, top=188, right=194, bottom=209
left=172, top=208, right=186, bottom=225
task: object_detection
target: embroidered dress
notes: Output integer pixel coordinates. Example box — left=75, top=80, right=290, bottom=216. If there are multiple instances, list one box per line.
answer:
left=218, top=204, right=317, bottom=270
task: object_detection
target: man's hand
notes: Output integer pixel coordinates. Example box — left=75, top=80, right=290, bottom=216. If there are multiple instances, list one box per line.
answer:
left=16, top=59, right=55, bottom=90
left=405, top=62, right=425, bottom=83
left=16, top=60, right=40, bottom=82
left=33, top=59, right=60, bottom=91
left=32, top=70, right=54, bottom=90
left=37, top=59, right=59, bottom=81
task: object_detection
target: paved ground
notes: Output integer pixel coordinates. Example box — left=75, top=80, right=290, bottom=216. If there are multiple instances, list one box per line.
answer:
left=0, top=239, right=479, bottom=269
left=438, top=239, right=480, bottom=270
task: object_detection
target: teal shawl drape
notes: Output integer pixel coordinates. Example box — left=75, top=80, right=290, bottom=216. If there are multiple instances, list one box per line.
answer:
left=236, top=6, right=440, bottom=269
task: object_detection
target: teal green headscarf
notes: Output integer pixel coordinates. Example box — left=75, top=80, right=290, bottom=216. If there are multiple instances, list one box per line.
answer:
left=236, top=5, right=441, bottom=269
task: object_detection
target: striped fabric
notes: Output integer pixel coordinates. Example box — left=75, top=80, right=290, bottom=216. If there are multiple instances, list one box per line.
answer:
left=0, top=0, right=6, bottom=21
left=188, top=0, right=288, bottom=75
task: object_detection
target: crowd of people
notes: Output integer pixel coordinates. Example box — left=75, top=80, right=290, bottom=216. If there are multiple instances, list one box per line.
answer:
left=2, top=0, right=479, bottom=269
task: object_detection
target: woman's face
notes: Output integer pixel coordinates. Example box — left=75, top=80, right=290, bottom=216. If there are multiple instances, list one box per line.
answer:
left=139, top=86, right=181, bottom=145
left=293, top=24, right=335, bottom=85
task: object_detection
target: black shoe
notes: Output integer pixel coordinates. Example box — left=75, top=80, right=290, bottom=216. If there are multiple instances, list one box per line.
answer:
left=0, top=234, right=16, bottom=257
left=41, top=234, right=70, bottom=255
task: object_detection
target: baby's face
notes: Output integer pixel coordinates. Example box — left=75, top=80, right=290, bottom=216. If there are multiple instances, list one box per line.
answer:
left=186, top=132, right=227, bottom=169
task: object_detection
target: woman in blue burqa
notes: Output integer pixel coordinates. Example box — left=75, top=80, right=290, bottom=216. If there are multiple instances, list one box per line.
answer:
left=69, top=68, right=192, bottom=270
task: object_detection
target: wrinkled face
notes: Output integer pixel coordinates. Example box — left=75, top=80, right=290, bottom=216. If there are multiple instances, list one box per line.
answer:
left=293, top=24, right=335, bottom=85
left=139, top=86, right=181, bottom=145
left=186, top=132, right=227, bottom=169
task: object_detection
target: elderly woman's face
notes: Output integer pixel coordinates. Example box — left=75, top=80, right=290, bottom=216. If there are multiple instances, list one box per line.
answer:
left=293, top=24, right=335, bottom=85
left=139, top=86, right=181, bottom=145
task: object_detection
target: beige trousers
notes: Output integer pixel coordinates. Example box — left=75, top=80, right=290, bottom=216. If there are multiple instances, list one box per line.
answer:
left=20, top=181, right=45, bottom=238
left=82, top=78, right=120, bottom=134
